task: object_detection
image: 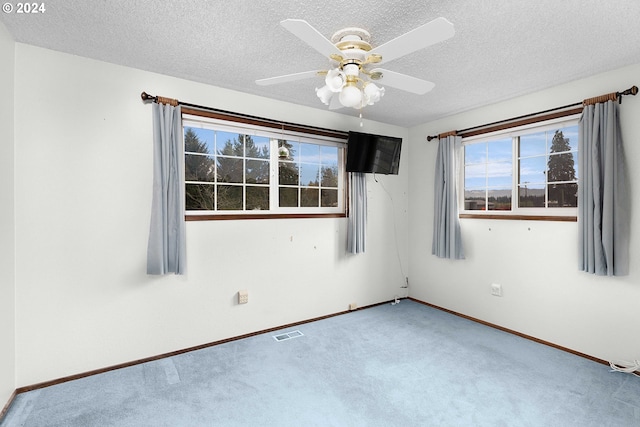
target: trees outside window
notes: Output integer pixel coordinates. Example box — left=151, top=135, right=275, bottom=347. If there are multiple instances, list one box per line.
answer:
left=183, top=117, right=345, bottom=217
left=462, top=120, right=578, bottom=217
left=547, top=130, right=577, bottom=207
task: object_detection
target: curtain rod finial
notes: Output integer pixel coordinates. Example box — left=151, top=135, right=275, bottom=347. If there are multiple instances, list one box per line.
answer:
left=141, top=91, right=154, bottom=102
left=618, top=86, right=638, bottom=97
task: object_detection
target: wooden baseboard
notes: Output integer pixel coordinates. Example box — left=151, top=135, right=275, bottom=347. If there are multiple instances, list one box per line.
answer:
left=408, top=297, right=609, bottom=366
left=0, top=389, right=17, bottom=422
left=11, top=299, right=393, bottom=397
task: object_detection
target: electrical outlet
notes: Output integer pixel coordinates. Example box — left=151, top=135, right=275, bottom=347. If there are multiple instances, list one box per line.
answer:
left=491, top=283, right=503, bottom=297
left=238, top=290, right=248, bottom=304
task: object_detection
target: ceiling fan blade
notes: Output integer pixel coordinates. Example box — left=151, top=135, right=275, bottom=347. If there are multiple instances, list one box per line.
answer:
left=372, top=69, right=435, bottom=94
left=280, top=19, right=344, bottom=59
left=371, top=17, right=454, bottom=65
left=256, top=70, right=322, bottom=86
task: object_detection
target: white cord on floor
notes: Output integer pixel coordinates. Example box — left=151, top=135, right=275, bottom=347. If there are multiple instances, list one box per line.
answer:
left=609, top=359, right=640, bottom=377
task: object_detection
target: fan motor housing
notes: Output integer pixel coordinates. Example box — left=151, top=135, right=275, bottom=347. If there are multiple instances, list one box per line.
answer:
left=332, top=28, right=372, bottom=63
left=331, top=27, right=371, bottom=44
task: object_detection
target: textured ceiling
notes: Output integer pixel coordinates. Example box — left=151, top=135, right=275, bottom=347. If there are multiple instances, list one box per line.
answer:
left=2, top=0, right=640, bottom=127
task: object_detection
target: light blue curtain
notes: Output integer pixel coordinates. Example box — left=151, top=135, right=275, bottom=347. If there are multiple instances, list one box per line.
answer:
left=147, top=103, right=186, bottom=275
left=347, top=172, right=367, bottom=254
left=578, top=100, right=629, bottom=276
left=432, top=135, right=464, bottom=259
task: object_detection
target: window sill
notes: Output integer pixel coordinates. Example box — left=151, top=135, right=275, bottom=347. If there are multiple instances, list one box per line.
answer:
left=186, top=213, right=347, bottom=221
left=459, top=213, right=576, bottom=222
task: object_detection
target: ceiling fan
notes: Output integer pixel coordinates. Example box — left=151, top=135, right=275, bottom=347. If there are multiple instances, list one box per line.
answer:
left=256, top=17, right=455, bottom=110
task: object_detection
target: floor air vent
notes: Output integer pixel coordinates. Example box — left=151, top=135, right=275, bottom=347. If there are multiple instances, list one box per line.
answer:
left=273, top=330, right=304, bottom=342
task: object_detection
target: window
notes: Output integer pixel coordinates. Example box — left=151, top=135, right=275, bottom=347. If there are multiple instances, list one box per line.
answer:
left=182, top=114, right=346, bottom=218
left=464, top=136, right=513, bottom=211
left=462, top=118, right=579, bottom=218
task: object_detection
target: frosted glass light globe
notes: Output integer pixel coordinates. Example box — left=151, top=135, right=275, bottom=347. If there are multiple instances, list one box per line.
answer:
left=339, top=85, right=362, bottom=108
left=364, top=83, right=385, bottom=105
left=325, top=69, right=346, bottom=92
left=315, top=85, right=333, bottom=105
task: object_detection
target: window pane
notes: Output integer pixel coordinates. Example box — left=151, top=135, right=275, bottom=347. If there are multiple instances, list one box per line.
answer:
left=519, top=156, right=546, bottom=184
left=301, top=188, right=319, bottom=207
left=321, top=166, right=338, bottom=187
left=217, top=158, right=243, bottom=183
left=217, top=185, right=242, bottom=210
left=519, top=184, right=545, bottom=207
left=245, top=135, right=270, bottom=159
left=487, top=163, right=512, bottom=187
left=246, top=186, right=269, bottom=210
left=520, top=132, right=546, bottom=157
left=547, top=152, right=577, bottom=182
left=487, top=138, right=512, bottom=162
left=488, top=188, right=511, bottom=211
left=246, top=159, right=269, bottom=184
left=465, top=164, right=486, bottom=188
left=185, top=127, right=214, bottom=155
left=321, top=189, right=338, bottom=207
left=549, top=129, right=573, bottom=154
left=300, top=143, right=320, bottom=163
left=185, top=184, right=215, bottom=210
left=548, top=183, right=578, bottom=207
left=563, top=126, right=579, bottom=152
left=185, top=154, right=215, bottom=182
left=300, top=163, right=319, bottom=186
left=321, top=146, right=338, bottom=166
left=216, top=132, right=243, bottom=156
left=465, top=143, right=486, bottom=165
left=279, top=187, right=298, bottom=207
left=464, top=189, right=485, bottom=210
left=282, top=141, right=299, bottom=162
left=279, top=161, right=299, bottom=185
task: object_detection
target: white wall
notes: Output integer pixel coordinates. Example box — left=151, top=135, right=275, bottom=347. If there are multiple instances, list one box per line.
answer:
left=12, top=44, right=408, bottom=386
left=408, top=63, right=640, bottom=362
left=0, top=21, right=16, bottom=408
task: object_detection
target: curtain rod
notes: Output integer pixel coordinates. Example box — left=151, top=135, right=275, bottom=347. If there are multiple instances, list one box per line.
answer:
left=140, top=92, right=349, bottom=139
left=426, top=85, right=638, bottom=141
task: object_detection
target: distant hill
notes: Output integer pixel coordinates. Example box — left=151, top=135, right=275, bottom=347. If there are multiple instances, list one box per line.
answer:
left=465, top=188, right=544, bottom=199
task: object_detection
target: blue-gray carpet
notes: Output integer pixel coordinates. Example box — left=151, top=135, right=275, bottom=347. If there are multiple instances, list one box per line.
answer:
left=2, top=300, right=639, bottom=426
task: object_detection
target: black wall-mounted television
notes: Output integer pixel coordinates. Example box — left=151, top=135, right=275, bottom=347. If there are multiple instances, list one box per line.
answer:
left=346, top=131, right=403, bottom=175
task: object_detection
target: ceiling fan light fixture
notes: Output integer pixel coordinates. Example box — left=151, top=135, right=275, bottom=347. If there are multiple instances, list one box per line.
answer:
left=259, top=18, right=454, bottom=112
left=278, top=145, right=290, bottom=159
left=342, top=63, right=360, bottom=77
left=325, top=68, right=346, bottom=92
left=315, top=85, right=333, bottom=105
left=339, top=82, right=362, bottom=108
left=364, top=82, right=385, bottom=105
